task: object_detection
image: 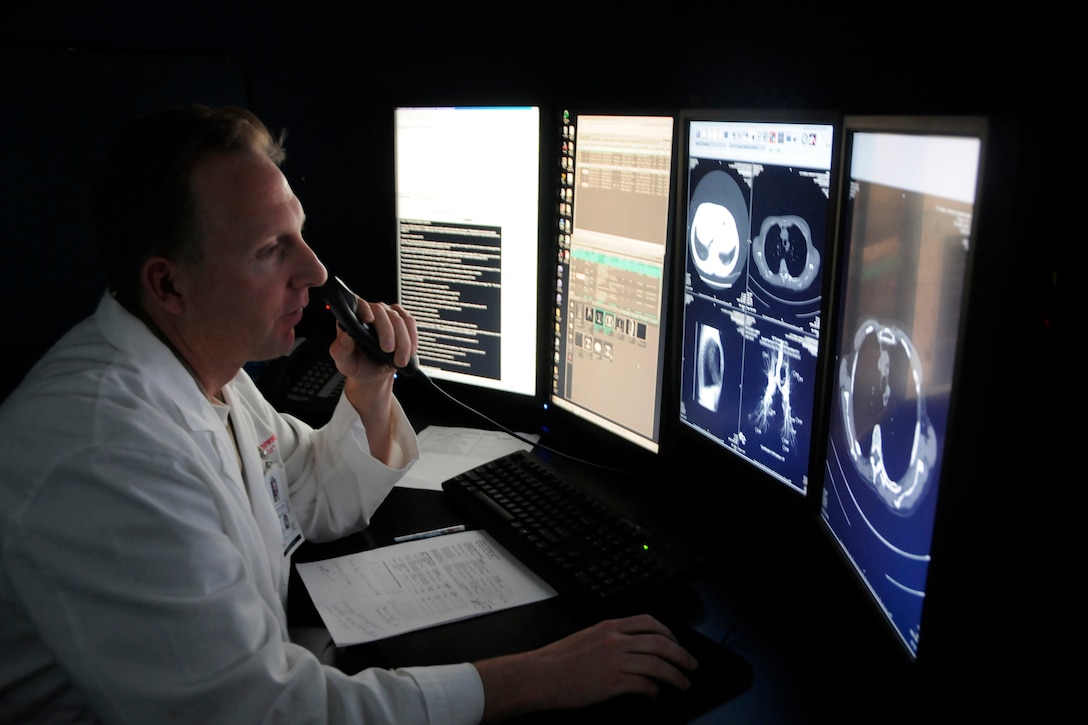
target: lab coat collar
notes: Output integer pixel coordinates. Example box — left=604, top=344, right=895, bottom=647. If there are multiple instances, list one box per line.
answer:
left=94, top=293, right=225, bottom=434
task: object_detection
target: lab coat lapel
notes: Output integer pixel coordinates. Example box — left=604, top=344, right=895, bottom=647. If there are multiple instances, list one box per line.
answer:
left=222, top=389, right=291, bottom=598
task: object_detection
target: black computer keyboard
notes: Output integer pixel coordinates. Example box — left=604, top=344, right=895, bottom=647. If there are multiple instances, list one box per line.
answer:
left=441, top=449, right=704, bottom=615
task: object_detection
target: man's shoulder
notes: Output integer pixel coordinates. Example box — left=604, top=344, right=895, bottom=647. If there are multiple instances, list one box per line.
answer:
left=0, top=345, right=225, bottom=526
left=0, top=321, right=202, bottom=449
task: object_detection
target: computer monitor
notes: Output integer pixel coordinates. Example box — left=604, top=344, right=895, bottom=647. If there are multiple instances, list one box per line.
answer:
left=394, top=106, right=543, bottom=401
left=818, top=116, right=987, bottom=669
left=548, top=111, right=676, bottom=455
left=673, top=111, right=840, bottom=496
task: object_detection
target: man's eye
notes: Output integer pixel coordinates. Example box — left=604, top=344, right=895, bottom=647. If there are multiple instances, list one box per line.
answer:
left=258, top=243, right=281, bottom=259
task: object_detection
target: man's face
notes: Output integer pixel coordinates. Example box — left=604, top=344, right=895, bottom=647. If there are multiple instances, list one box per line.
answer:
left=177, top=151, right=327, bottom=368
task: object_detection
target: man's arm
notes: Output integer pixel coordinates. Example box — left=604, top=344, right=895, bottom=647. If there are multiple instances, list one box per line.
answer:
left=473, top=614, right=698, bottom=722
left=5, top=443, right=465, bottom=724
left=328, top=298, right=418, bottom=465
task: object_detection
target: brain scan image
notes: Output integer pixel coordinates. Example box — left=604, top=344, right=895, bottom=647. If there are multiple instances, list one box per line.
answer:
left=687, top=169, right=749, bottom=291
left=838, top=319, right=937, bottom=515
left=752, top=214, right=821, bottom=292
left=695, top=323, right=724, bottom=412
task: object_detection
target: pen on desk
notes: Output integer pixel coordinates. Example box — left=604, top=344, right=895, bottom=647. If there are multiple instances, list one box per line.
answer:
left=393, top=524, right=467, bottom=543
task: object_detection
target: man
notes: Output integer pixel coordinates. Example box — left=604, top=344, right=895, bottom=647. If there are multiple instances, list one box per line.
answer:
left=0, top=106, right=696, bottom=723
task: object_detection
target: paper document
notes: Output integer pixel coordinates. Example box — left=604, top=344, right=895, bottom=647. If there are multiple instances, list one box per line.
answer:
left=398, top=426, right=538, bottom=491
left=296, top=529, right=557, bottom=646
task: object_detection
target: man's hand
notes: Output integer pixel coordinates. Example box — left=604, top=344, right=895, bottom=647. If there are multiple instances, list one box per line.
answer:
left=473, top=614, right=698, bottom=722
left=328, top=297, right=418, bottom=379
left=328, top=296, right=418, bottom=463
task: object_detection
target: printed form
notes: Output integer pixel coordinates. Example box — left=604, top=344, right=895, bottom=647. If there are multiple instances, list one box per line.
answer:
left=296, top=529, right=556, bottom=646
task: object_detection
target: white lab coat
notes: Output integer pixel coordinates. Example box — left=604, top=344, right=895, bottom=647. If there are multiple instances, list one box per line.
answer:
left=0, top=294, right=484, bottom=724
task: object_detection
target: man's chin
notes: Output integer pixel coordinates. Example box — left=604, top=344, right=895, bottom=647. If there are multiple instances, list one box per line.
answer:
left=256, top=330, right=300, bottom=363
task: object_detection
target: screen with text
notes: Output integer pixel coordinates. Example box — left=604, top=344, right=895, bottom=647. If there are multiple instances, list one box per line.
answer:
left=395, top=106, right=540, bottom=397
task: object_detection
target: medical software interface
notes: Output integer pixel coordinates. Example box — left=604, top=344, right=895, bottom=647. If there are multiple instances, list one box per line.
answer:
left=552, top=114, right=675, bottom=452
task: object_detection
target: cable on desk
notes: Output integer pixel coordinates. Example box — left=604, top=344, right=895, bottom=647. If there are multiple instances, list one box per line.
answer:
left=417, top=371, right=635, bottom=476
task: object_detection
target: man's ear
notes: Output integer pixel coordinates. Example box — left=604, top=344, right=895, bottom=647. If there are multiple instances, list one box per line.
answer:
left=141, top=256, right=185, bottom=314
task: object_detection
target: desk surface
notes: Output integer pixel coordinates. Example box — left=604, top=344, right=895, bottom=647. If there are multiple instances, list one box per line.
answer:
left=290, top=484, right=832, bottom=723
left=273, top=372, right=1049, bottom=722
left=289, top=452, right=1043, bottom=723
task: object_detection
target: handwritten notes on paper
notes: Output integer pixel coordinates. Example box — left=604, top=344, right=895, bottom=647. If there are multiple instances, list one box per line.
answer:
left=296, top=530, right=557, bottom=646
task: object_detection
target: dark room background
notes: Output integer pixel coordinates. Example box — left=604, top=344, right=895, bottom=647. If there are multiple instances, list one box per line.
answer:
left=1, top=2, right=1066, bottom=715
left=3, top=0, right=1054, bottom=338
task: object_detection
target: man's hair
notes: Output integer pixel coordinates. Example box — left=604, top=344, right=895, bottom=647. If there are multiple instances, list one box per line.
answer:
left=91, top=105, right=286, bottom=311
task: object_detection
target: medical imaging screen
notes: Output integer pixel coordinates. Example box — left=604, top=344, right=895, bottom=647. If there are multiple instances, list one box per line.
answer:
left=678, top=119, right=835, bottom=494
left=552, top=114, right=674, bottom=453
left=820, top=129, right=982, bottom=658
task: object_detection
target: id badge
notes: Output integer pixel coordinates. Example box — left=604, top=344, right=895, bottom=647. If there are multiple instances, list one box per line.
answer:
left=265, top=461, right=303, bottom=557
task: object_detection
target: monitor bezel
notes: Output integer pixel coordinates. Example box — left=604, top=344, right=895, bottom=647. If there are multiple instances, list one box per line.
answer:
left=541, top=106, right=681, bottom=475
left=389, top=102, right=554, bottom=431
left=815, top=113, right=991, bottom=692
left=664, top=107, right=845, bottom=510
